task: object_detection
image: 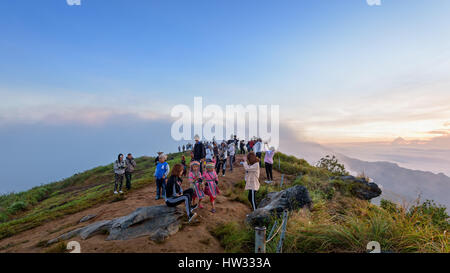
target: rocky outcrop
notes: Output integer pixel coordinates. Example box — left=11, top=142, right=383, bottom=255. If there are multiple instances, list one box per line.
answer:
left=333, top=175, right=382, bottom=200
left=247, top=185, right=312, bottom=227
left=48, top=206, right=184, bottom=245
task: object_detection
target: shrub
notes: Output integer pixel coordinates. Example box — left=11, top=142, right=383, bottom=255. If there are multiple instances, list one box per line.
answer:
left=316, top=155, right=349, bottom=176
left=7, top=201, right=28, bottom=215
left=408, top=200, right=449, bottom=231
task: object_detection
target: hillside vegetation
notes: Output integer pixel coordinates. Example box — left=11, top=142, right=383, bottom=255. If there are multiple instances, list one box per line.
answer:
left=0, top=151, right=448, bottom=253
left=213, top=152, right=449, bottom=253
left=0, top=154, right=184, bottom=240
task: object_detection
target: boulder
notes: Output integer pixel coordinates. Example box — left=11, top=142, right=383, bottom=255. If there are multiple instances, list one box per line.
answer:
left=332, top=175, right=382, bottom=200
left=47, top=205, right=184, bottom=245
left=247, top=185, right=312, bottom=227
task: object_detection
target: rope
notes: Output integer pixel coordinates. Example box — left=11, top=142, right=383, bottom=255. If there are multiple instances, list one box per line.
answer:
left=265, top=218, right=285, bottom=243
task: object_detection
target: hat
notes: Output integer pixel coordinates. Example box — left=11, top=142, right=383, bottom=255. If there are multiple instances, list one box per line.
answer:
left=206, top=162, right=215, bottom=170
left=190, top=161, right=200, bottom=167
left=194, top=135, right=200, bottom=141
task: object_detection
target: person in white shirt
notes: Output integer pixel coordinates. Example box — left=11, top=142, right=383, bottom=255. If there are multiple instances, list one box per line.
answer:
left=228, top=143, right=236, bottom=172
left=205, top=145, right=214, bottom=162
left=253, top=138, right=263, bottom=167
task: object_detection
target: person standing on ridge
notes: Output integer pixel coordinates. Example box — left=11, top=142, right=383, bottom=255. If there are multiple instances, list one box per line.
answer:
left=263, top=143, right=276, bottom=184
left=253, top=138, right=263, bottom=167
left=240, top=152, right=260, bottom=211
left=193, top=135, right=206, bottom=174
left=228, top=143, right=235, bottom=172
left=113, top=154, right=127, bottom=194
left=125, top=153, right=137, bottom=190
left=154, top=153, right=170, bottom=200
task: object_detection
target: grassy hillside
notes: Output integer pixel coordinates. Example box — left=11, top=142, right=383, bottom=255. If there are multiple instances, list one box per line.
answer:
left=213, top=152, right=450, bottom=253
left=0, top=153, right=186, bottom=240
left=1, top=151, right=448, bottom=253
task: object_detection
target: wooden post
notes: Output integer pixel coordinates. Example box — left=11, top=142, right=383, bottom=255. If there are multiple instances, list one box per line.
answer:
left=255, top=226, right=266, bottom=253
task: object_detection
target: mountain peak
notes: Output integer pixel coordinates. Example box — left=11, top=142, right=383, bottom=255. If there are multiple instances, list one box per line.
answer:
left=392, top=137, right=409, bottom=145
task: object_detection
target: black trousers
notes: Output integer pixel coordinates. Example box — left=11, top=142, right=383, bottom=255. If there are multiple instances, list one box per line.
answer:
left=166, top=188, right=194, bottom=216
left=248, top=190, right=257, bottom=211
left=125, top=172, right=132, bottom=190
left=256, top=152, right=262, bottom=167
left=216, top=159, right=226, bottom=175
left=265, top=163, right=273, bottom=181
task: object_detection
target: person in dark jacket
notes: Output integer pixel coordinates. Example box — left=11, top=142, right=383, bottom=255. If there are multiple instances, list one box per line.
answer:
left=125, top=153, right=137, bottom=190
left=193, top=135, right=206, bottom=174
left=165, top=164, right=197, bottom=223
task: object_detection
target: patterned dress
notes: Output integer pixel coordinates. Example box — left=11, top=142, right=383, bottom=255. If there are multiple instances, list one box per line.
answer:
left=203, top=171, right=220, bottom=200
left=189, top=170, right=204, bottom=200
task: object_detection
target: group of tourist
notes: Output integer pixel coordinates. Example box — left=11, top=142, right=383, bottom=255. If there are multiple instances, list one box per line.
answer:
left=113, top=135, right=277, bottom=223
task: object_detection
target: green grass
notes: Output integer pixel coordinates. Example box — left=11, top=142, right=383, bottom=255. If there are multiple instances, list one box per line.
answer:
left=211, top=221, right=254, bottom=253
left=0, top=152, right=190, bottom=240
left=212, top=152, right=449, bottom=253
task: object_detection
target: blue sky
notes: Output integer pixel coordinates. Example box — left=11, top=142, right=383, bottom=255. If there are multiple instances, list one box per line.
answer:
left=1, top=0, right=450, bottom=192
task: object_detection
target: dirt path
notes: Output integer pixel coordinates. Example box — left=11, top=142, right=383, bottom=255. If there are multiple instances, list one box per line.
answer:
left=0, top=155, right=287, bottom=253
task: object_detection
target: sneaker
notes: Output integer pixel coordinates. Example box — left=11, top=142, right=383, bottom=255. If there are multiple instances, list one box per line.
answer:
left=155, top=196, right=160, bottom=200
left=119, top=190, right=123, bottom=194
left=114, top=191, right=118, bottom=194
left=188, top=213, right=197, bottom=223
left=191, top=203, right=199, bottom=210
left=211, top=209, right=216, bottom=213
left=222, top=174, right=225, bottom=177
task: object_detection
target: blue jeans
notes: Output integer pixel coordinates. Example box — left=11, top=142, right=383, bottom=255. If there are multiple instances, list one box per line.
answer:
left=228, top=155, right=234, bottom=171
left=156, top=178, right=166, bottom=198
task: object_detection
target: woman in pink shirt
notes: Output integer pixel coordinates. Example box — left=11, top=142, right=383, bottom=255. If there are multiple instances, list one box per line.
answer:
left=263, top=143, right=276, bottom=184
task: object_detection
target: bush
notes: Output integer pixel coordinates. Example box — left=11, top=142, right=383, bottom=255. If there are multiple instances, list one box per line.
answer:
left=316, top=155, right=349, bottom=176
left=409, top=200, right=449, bottom=231
left=7, top=201, right=28, bottom=215
left=380, top=199, right=399, bottom=213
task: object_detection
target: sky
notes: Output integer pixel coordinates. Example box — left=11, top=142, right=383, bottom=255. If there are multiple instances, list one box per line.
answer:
left=1, top=0, right=450, bottom=192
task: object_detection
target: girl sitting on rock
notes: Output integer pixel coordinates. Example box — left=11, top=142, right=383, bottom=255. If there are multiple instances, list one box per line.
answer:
left=189, top=161, right=205, bottom=209
left=203, top=162, right=220, bottom=213
left=165, top=163, right=197, bottom=223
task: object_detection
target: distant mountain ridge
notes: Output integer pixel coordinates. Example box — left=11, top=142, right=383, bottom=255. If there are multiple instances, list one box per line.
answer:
left=338, top=154, right=450, bottom=209
left=281, top=140, right=450, bottom=210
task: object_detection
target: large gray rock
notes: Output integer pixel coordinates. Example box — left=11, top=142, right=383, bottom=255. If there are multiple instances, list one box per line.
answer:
left=47, top=206, right=184, bottom=245
left=332, top=175, right=382, bottom=200
left=247, top=185, right=312, bottom=227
